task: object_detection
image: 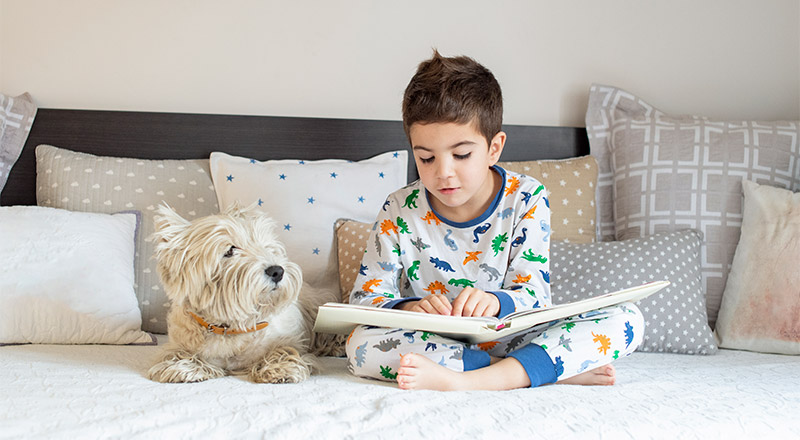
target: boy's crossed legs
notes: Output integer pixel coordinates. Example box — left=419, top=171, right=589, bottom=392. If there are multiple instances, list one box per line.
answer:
left=345, top=303, right=643, bottom=391
left=395, top=352, right=616, bottom=391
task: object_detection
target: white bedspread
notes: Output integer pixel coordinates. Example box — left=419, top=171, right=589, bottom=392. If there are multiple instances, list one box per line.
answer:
left=2, top=335, right=799, bottom=439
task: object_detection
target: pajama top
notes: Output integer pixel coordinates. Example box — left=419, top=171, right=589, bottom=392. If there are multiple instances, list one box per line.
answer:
left=349, top=166, right=551, bottom=317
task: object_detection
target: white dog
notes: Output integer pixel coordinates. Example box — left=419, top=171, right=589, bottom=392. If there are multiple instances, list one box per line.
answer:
left=147, top=204, right=342, bottom=384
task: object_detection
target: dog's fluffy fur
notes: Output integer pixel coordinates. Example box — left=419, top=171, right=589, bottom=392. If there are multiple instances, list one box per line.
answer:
left=147, top=204, right=343, bottom=384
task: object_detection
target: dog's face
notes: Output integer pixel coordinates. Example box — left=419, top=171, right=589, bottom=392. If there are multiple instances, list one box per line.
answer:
left=152, top=204, right=303, bottom=326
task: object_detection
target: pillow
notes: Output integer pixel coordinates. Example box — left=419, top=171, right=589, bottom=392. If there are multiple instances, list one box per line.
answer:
left=35, top=144, right=219, bottom=334
left=586, top=84, right=800, bottom=327
left=715, top=181, right=800, bottom=354
left=335, top=219, right=373, bottom=302
left=0, top=206, right=154, bottom=345
left=0, top=92, right=37, bottom=192
left=585, top=85, right=657, bottom=242
left=210, top=151, right=407, bottom=295
left=498, top=156, right=597, bottom=243
left=551, top=230, right=717, bottom=355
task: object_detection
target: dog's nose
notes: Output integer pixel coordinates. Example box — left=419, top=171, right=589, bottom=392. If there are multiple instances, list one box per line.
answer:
left=265, top=265, right=284, bottom=283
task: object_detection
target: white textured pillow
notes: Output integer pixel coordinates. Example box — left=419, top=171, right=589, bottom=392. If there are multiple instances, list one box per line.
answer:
left=0, top=206, right=154, bottom=345
left=210, top=151, right=408, bottom=290
left=715, top=181, right=800, bottom=354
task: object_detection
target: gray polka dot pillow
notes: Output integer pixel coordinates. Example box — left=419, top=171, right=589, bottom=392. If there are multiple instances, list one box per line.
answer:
left=551, top=229, right=717, bottom=355
left=35, top=144, right=219, bottom=334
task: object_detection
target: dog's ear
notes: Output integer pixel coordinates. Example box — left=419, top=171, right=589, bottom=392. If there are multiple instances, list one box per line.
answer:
left=152, top=204, right=191, bottom=244
left=221, top=201, right=239, bottom=216
left=222, top=200, right=263, bottom=218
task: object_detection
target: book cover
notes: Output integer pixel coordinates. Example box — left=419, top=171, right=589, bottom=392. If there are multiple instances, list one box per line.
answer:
left=314, top=280, right=670, bottom=343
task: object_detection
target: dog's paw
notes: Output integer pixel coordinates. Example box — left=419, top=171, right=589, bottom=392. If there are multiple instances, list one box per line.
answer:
left=310, top=332, right=347, bottom=357
left=147, top=353, right=226, bottom=383
left=250, top=346, right=313, bottom=384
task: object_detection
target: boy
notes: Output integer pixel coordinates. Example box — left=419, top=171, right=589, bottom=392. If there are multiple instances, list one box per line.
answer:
left=346, top=50, right=644, bottom=391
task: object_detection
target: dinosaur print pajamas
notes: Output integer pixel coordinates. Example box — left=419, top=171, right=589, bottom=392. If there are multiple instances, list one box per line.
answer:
left=346, top=167, right=644, bottom=386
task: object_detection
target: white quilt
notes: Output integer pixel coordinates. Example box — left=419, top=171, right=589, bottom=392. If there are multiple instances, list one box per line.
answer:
left=2, top=336, right=799, bottom=439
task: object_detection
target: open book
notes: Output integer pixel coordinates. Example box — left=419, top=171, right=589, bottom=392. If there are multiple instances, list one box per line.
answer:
left=314, top=280, right=669, bottom=343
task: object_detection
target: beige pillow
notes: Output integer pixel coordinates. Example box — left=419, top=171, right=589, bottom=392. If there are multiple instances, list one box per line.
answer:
left=715, top=180, right=800, bottom=354
left=335, top=219, right=373, bottom=303
left=498, top=156, right=597, bottom=244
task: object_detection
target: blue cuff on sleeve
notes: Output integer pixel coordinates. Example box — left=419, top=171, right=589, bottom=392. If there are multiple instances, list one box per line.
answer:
left=384, top=297, right=421, bottom=309
left=507, top=344, right=558, bottom=388
left=462, top=348, right=492, bottom=371
left=487, top=291, right=515, bottom=318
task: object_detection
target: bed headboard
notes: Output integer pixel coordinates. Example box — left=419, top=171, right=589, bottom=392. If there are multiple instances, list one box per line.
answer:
left=1, top=108, right=588, bottom=206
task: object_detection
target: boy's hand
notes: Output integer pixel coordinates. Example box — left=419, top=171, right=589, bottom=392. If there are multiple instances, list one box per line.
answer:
left=399, top=294, right=452, bottom=315
left=451, top=288, right=500, bottom=317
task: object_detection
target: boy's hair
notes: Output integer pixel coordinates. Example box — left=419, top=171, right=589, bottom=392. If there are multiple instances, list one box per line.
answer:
left=402, top=49, right=503, bottom=145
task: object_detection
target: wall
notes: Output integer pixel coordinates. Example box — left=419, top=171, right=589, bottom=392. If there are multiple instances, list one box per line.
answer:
left=1, top=0, right=798, bottom=126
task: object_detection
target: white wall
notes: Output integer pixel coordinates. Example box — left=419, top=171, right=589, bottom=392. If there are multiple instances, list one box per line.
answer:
left=1, top=0, right=798, bottom=126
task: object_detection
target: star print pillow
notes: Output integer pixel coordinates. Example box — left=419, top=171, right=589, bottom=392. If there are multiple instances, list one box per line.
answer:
left=498, top=155, right=597, bottom=244
left=551, top=229, right=717, bottom=355
left=210, top=151, right=408, bottom=293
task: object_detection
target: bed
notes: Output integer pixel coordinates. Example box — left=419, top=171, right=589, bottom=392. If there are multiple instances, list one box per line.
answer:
left=2, top=106, right=799, bottom=439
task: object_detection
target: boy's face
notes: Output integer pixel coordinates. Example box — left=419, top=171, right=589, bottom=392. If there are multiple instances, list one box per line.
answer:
left=409, top=121, right=505, bottom=222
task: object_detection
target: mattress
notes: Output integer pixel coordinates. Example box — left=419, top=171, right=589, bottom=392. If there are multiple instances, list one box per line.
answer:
left=2, top=335, right=799, bottom=439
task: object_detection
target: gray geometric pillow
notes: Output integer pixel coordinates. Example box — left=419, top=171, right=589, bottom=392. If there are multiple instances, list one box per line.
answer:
left=0, top=92, right=37, bottom=192
left=585, top=83, right=800, bottom=329
left=35, top=145, right=219, bottom=334
left=551, top=229, right=717, bottom=355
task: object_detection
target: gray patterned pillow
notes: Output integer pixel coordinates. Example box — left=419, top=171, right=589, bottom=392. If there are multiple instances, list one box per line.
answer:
left=35, top=145, right=219, bottom=334
left=585, top=83, right=800, bottom=328
left=0, top=92, right=37, bottom=192
left=551, top=229, right=717, bottom=355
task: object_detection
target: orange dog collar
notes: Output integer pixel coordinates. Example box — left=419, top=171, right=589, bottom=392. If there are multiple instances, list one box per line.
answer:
left=189, top=312, right=269, bottom=335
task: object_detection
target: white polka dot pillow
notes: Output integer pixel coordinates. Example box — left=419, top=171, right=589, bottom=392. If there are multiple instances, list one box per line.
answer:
left=551, top=229, right=717, bottom=354
left=210, top=151, right=407, bottom=296
left=498, top=155, right=597, bottom=244
left=35, top=144, right=219, bottom=334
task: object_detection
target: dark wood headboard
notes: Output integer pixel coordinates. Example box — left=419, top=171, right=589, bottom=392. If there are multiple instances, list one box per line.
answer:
left=1, top=109, right=589, bottom=206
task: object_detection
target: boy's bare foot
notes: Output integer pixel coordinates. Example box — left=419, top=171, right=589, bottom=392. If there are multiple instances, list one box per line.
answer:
left=556, top=364, right=616, bottom=386
left=395, top=353, right=532, bottom=391
left=396, top=353, right=467, bottom=391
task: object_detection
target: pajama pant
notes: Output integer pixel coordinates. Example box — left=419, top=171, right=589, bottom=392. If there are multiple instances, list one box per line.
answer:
left=345, top=302, right=644, bottom=387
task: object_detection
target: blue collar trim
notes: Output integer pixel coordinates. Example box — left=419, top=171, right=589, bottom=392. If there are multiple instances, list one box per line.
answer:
left=424, top=165, right=506, bottom=228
